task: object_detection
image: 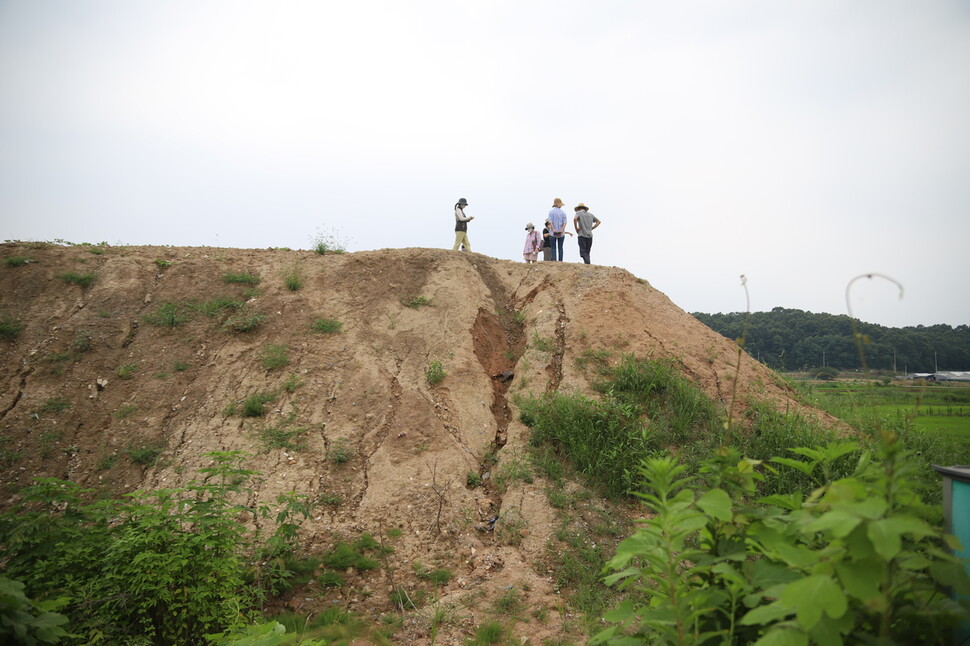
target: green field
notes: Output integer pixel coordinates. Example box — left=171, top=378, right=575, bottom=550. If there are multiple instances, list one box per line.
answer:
left=792, top=378, right=970, bottom=442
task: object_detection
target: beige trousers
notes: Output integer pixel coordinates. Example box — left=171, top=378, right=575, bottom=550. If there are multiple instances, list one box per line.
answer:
left=453, top=231, right=471, bottom=251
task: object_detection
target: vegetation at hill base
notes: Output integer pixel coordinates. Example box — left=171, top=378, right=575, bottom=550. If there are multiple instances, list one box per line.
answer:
left=694, top=307, right=970, bottom=372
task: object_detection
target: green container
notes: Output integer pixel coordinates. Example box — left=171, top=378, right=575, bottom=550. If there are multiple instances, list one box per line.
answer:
left=933, top=465, right=970, bottom=644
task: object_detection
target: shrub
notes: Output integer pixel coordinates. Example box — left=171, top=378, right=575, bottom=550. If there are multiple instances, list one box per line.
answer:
left=311, top=317, right=342, bottom=333
left=125, top=442, right=165, bottom=466
left=222, top=271, right=260, bottom=285
left=0, top=576, right=71, bottom=645
left=426, top=360, right=445, bottom=386
left=0, top=452, right=301, bottom=644
left=58, top=271, right=95, bottom=287
left=0, top=315, right=24, bottom=341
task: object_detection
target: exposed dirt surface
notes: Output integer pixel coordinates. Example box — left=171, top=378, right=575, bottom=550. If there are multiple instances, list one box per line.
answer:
left=0, top=243, right=839, bottom=644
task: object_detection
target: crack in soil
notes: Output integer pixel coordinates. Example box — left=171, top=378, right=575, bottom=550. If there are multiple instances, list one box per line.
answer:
left=546, top=299, right=568, bottom=392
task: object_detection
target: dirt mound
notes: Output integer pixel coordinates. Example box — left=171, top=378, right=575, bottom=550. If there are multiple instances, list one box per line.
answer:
left=0, top=242, right=834, bottom=643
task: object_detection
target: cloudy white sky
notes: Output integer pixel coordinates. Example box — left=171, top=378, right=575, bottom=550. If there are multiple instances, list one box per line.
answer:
left=2, top=1, right=968, bottom=328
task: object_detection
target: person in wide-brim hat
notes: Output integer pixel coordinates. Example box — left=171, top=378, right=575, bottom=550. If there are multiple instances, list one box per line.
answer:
left=572, top=202, right=601, bottom=265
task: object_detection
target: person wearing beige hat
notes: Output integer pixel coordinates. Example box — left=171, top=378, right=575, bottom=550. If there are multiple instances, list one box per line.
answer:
left=572, top=203, right=601, bottom=264
left=522, top=222, right=542, bottom=263
left=548, top=198, right=568, bottom=261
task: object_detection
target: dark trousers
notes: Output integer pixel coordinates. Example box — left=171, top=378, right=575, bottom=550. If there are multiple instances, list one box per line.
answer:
left=551, top=235, right=565, bottom=261
left=578, top=236, right=592, bottom=264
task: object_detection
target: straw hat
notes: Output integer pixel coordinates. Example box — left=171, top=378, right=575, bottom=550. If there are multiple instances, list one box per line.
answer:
left=574, top=203, right=589, bottom=211
left=525, top=222, right=535, bottom=230
left=553, top=198, right=564, bottom=207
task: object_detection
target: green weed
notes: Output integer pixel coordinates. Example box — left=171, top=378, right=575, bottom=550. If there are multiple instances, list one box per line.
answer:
left=5, top=256, right=31, bottom=267
left=283, top=268, right=304, bottom=291
left=144, top=302, right=188, bottom=327
left=58, top=271, right=95, bottom=288
left=426, top=360, right=446, bottom=385
left=402, top=295, right=433, bottom=308
left=260, top=344, right=289, bottom=370
left=113, top=404, right=138, bottom=420
left=242, top=392, right=276, bottom=417
left=0, top=315, right=24, bottom=341
left=117, top=364, right=138, bottom=380
left=311, top=317, right=342, bottom=333
left=37, top=397, right=70, bottom=413
left=223, top=310, right=264, bottom=332
left=328, top=438, right=353, bottom=464
left=222, top=271, right=260, bottom=285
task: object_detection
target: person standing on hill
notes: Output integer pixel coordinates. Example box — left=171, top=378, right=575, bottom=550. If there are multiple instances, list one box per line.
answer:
left=453, top=198, right=474, bottom=251
left=522, top=222, right=542, bottom=263
left=541, top=220, right=553, bottom=261
left=572, top=202, right=601, bottom=264
left=548, top=198, right=568, bottom=261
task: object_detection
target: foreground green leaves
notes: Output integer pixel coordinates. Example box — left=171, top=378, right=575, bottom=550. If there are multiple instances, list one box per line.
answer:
left=0, top=451, right=310, bottom=645
left=592, top=434, right=970, bottom=645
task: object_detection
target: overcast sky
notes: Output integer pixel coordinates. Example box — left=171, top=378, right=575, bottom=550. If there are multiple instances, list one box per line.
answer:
left=2, top=1, right=968, bottom=328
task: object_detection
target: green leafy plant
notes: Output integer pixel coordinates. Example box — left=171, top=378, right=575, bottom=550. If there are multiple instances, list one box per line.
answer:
left=71, top=331, right=92, bottom=353
left=0, top=576, right=71, bottom=645
left=57, top=271, right=95, bottom=288
left=4, top=256, right=32, bottom=267
left=154, top=258, right=172, bottom=268
left=328, top=438, right=353, bottom=464
left=311, top=317, right=342, bottom=333
left=0, top=451, right=312, bottom=644
left=125, top=441, right=165, bottom=466
left=592, top=435, right=970, bottom=645
left=426, top=360, right=446, bottom=386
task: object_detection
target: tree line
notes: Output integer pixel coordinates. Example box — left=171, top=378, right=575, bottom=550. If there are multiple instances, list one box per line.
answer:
left=692, top=307, right=970, bottom=372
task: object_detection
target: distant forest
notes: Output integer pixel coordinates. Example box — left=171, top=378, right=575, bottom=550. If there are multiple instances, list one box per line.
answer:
left=692, top=307, right=970, bottom=373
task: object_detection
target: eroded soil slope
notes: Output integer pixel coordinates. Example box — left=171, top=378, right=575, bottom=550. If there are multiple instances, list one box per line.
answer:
left=0, top=242, right=833, bottom=643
